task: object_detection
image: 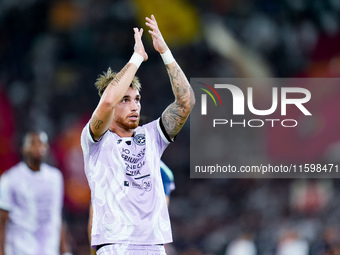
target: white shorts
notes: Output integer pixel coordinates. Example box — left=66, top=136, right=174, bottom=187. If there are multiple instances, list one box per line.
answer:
left=96, top=244, right=167, bottom=255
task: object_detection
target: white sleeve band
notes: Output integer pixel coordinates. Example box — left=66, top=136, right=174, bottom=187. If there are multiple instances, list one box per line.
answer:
left=128, top=52, right=144, bottom=68
left=160, top=49, right=175, bottom=65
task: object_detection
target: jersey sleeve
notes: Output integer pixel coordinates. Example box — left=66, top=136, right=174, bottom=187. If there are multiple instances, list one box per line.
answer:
left=81, top=122, right=97, bottom=147
left=157, top=117, right=175, bottom=144
left=81, top=122, right=101, bottom=157
left=81, top=122, right=107, bottom=178
left=0, top=172, right=12, bottom=211
left=144, top=118, right=172, bottom=157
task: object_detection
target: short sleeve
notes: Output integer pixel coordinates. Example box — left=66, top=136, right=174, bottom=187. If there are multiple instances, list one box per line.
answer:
left=81, top=123, right=96, bottom=155
left=0, top=172, right=12, bottom=211
left=81, top=122, right=104, bottom=157
left=157, top=118, right=175, bottom=143
left=143, top=118, right=171, bottom=157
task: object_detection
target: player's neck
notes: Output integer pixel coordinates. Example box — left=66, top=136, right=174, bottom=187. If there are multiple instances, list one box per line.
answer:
left=111, top=128, right=134, bottom=137
left=110, top=121, right=135, bottom=137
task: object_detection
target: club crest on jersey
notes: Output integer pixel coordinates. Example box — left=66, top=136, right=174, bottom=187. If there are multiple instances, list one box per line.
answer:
left=133, top=134, right=146, bottom=146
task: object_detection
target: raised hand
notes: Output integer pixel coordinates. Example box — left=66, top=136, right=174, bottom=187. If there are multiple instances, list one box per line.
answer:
left=133, top=27, right=148, bottom=61
left=145, top=15, right=168, bottom=54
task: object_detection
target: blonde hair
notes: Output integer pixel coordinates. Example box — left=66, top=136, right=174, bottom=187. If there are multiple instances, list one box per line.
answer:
left=95, top=67, right=141, bottom=97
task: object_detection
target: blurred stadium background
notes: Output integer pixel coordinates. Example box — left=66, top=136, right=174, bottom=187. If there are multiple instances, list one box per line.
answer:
left=1, top=0, right=340, bottom=254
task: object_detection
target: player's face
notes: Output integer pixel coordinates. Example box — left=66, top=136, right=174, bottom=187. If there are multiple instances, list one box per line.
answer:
left=113, top=87, right=141, bottom=130
left=22, top=133, right=49, bottom=161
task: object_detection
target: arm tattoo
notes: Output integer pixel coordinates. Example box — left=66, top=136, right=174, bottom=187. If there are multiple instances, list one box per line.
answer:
left=162, top=103, right=188, bottom=138
left=162, top=63, right=195, bottom=138
left=166, top=64, right=191, bottom=102
left=112, top=63, right=131, bottom=85
left=90, top=115, right=104, bottom=130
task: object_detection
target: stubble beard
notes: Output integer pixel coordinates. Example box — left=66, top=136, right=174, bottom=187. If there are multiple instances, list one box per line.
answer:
left=116, top=116, right=140, bottom=131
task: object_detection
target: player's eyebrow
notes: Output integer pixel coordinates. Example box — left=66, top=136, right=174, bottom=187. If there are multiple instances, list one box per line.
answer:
left=121, top=95, right=132, bottom=101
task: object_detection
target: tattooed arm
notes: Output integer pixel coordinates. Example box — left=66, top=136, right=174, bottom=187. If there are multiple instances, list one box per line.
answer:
left=162, top=63, right=195, bottom=139
left=145, top=15, right=195, bottom=139
left=90, top=28, right=148, bottom=140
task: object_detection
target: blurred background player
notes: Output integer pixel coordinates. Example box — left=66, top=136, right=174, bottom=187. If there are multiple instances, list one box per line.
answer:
left=225, top=232, right=257, bottom=255
left=0, top=131, right=72, bottom=255
left=275, top=229, right=309, bottom=255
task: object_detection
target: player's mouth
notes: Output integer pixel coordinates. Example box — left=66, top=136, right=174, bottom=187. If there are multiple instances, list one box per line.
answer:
left=129, top=114, right=139, bottom=121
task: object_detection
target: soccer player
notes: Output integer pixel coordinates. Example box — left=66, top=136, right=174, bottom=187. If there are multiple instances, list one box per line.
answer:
left=81, top=14, right=195, bottom=255
left=0, top=131, right=72, bottom=255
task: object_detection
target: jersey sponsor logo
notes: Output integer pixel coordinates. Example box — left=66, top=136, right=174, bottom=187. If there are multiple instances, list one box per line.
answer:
left=125, top=161, right=145, bottom=174
left=121, top=154, right=141, bottom=164
left=133, top=134, right=146, bottom=146
left=120, top=145, right=146, bottom=177
left=125, top=161, right=145, bottom=170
